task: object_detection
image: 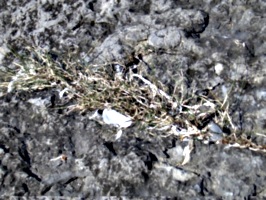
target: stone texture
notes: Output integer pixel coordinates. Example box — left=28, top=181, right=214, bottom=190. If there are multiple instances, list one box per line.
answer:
left=0, top=0, right=266, bottom=198
left=0, top=90, right=266, bottom=198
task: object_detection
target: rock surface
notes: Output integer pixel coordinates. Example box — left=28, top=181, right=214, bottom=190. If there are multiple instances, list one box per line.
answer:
left=0, top=0, right=266, bottom=198
left=1, top=90, right=266, bottom=198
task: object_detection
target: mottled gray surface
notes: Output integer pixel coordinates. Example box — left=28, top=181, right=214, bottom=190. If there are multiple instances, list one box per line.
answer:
left=1, top=0, right=265, bottom=134
left=0, top=0, right=266, bottom=199
left=1, top=90, right=266, bottom=199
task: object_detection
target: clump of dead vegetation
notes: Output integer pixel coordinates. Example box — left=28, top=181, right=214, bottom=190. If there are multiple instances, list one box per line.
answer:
left=1, top=46, right=265, bottom=151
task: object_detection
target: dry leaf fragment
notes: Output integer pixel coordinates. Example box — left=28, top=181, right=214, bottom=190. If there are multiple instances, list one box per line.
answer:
left=181, top=140, right=194, bottom=165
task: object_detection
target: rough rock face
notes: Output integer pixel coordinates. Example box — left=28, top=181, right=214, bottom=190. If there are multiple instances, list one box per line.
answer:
left=1, top=90, right=266, bottom=198
left=1, top=0, right=265, bottom=134
left=0, top=0, right=266, bottom=198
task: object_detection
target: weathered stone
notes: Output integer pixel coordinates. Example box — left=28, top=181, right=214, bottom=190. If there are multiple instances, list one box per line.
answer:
left=0, top=0, right=266, bottom=198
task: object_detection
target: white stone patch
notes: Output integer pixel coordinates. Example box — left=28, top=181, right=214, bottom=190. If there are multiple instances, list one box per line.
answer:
left=221, top=85, right=228, bottom=98
left=98, top=158, right=109, bottom=170
left=167, top=145, right=184, bottom=164
left=0, top=45, right=10, bottom=64
left=171, top=167, right=195, bottom=182
left=208, top=121, right=223, bottom=134
left=75, top=158, right=86, bottom=171
left=154, top=163, right=196, bottom=182
left=254, top=76, right=264, bottom=85
left=0, top=148, right=4, bottom=155
left=27, top=97, right=50, bottom=107
left=214, top=63, right=224, bottom=75
left=100, top=0, right=116, bottom=16
left=256, top=90, right=266, bottom=101
left=148, top=27, right=181, bottom=49
left=46, top=138, right=53, bottom=145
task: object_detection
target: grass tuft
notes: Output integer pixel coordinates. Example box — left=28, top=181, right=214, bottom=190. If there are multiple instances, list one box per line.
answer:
left=2, top=46, right=265, bottom=152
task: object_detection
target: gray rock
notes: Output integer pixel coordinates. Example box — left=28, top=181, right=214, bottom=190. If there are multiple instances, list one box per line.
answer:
left=0, top=89, right=266, bottom=198
left=148, top=27, right=181, bottom=49
left=0, top=0, right=266, bottom=198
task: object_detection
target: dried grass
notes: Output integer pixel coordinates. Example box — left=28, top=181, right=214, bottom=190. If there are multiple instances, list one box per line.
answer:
left=1, top=46, right=264, bottom=151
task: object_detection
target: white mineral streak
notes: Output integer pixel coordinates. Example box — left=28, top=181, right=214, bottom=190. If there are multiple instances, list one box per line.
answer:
left=7, top=62, right=38, bottom=93
left=132, top=74, right=172, bottom=100
left=7, top=68, right=25, bottom=93
left=154, top=162, right=196, bottom=182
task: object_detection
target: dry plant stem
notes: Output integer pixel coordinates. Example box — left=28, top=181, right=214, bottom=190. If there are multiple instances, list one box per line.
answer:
left=3, top=48, right=263, bottom=152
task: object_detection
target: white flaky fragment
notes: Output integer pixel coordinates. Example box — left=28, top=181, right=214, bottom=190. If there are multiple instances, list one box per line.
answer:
left=102, top=108, right=132, bottom=128
left=90, top=108, right=133, bottom=140
left=181, top=140, right=194, bottom=165
left=7, top=81, right=15, bottom=93
left=59, top=88, right=69, bottom=99
left=115, top=129, right=123, bottom=140
left=50, top=155, right=63, bottom=162
left=224, top=143, right=241, bottom=150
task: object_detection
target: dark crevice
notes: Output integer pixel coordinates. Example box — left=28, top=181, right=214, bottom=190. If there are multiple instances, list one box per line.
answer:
left=41, top=185, right=52, bottom=195
left=64, top=177, right=78, bottom=185
left=72, top=17, right=84, bottom=31
left=144, top=152, right=158, bottom=170
left=22, top=168, right=42, bottom=182
left=8, top=125, right=21, bottom=134
left=18, top=141, right=31, bottom=165
left=104, top=142, right=117, bottom=156
left=88, top=2, right=94, bottom=11
left=50, top=93, right=56, bottom=108
left=163, top=149, right=170, bottom=158
left=0, top=144, right=9, bottom=153
left=142, top=171, right=149, bottom=183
